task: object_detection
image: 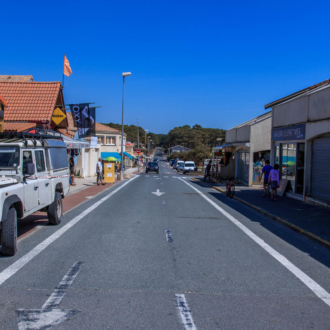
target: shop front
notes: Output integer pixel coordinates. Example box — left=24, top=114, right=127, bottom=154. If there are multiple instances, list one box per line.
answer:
left=272, top=124, right=306, bottom=194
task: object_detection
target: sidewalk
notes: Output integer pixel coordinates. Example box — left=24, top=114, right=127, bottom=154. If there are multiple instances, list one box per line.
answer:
left=191, top=177, right=330, bottom=249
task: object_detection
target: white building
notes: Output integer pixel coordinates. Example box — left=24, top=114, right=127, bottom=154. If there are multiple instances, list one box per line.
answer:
left=59, top=112, right=127, bottom=178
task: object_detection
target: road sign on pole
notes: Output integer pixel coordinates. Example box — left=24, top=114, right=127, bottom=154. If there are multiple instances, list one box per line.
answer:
left=136, top=149, right=141, bottom=154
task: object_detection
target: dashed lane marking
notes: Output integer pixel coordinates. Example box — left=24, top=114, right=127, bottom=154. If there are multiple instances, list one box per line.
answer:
left=175, top=294, right=197, bottom=330
left=165, top=229, right=173, bottom=242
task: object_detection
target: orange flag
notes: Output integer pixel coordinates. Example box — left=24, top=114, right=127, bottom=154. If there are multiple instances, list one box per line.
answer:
left=63, top=55, right=72, bottom=77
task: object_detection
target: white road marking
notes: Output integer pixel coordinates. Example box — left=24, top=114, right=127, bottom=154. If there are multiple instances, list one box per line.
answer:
left=17, top=262, right=83, bottom=330
left=152, top=189, right=165, bottom=197
left=165, top=229, right=173, bottom=242
left=0, top=176, right=138, bottom=287
left=175, top=294, right=197, bottom=330
left=179, top=178, right=330, bottom=308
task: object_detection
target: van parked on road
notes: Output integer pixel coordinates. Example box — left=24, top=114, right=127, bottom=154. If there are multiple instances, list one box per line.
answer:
left=183, top=161, right=196, bottom=174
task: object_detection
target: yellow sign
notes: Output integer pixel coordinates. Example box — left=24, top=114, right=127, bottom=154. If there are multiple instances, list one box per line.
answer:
left=52, top=108, right=66, bottom=126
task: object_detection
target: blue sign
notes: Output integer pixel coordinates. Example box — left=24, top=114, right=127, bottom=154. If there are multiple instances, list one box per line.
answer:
left=272, top=124, right=306, bottom=141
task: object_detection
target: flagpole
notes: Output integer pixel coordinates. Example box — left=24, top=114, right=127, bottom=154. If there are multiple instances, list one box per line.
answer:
left=62, top=54, right=65, bottom=89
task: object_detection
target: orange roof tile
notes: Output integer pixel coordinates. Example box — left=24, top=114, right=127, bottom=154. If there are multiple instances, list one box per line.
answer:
left=0, top=75, right=34, bottom=82
left=4, top=122, right=36, bottom=132
left=0, top=81, right=61, bottom=121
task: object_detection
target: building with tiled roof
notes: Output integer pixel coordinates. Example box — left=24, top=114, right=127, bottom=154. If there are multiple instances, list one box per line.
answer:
left=0, top=81, right=65, bottom=132
left=0, top=75, right=34, bottom=82
left=63, top=112, right=131, bottom=178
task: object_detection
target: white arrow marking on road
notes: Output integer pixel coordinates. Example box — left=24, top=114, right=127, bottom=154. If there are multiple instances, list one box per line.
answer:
left=16, top=262, right=83, bottom=330
left=152, top=189, right=165, bottom=196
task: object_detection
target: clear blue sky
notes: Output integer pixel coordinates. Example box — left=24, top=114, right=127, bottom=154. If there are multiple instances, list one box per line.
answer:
left=1, top=0, right=330, bottom=134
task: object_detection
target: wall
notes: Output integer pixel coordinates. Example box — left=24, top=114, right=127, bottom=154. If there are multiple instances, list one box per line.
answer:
left=237, top=125, right=250, bottom=142
left=226, top=128, right=237, bottom=143
left=249, top=117, right=272, bottom=186
left=308, top=87, right=330, bottom=122
left=273, top=96, right=308, bottom=127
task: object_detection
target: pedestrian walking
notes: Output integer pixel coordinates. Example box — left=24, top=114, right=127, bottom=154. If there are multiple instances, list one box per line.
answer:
left=203, top=160, right=212, bottom=182
left=261, top=160, right=272, bottom=197
left=268, top=164, right=280, bottom=201
left=96, top=158, right=105, bottom=185
left=69, top=157, right=76, bottom=186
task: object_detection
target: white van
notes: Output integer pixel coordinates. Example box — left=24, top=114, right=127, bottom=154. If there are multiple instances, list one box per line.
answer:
left=183, top=161, right=196, bottom=174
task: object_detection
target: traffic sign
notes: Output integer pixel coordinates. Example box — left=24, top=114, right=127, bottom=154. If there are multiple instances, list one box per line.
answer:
left=136, top=149, right=141, bottom=154
left=147, top=153, right=150, bottom=156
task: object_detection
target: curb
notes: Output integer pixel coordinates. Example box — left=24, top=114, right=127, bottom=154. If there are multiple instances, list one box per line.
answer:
left=190, top=177, right=330, bottom=251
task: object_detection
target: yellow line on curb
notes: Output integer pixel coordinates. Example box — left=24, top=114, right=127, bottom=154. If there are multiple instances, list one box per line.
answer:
left=190, top=177, right=330, bottom=250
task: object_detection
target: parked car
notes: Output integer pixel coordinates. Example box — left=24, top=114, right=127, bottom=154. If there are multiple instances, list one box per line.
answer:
left=183, top=161, right=196, bottom=174
left=173, top=161, right=178, bottom=169
left=146, top=162, right=159, bottom=174
left=176, top=161, right=184, bottom=172
left=169, top=159, right=175, bottom=166
left=0, top=132, right=70, bottom=256
left=153, top=158, right=158, bottom=163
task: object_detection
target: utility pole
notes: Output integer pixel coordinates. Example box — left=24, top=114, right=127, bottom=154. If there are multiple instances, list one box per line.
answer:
left=137, top=119, right=140, bottom=174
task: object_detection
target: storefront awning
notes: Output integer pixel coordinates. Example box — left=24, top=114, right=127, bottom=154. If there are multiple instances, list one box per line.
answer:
left=213, top=142, right=250, bottom=150
left=123, top=151, right=135, bottom=160
left=101, top=152, right=121, bottom=161
left=62, top=135, right=89, bottom=149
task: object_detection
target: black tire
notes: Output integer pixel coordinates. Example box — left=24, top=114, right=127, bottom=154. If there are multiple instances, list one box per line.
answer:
left=157, top=171, right=159, bottom=174
left=47, top=192, right=63, bottom=225
left=146, top=170, right=149, bottom=173
left=1, top=208, right=17, bottom=256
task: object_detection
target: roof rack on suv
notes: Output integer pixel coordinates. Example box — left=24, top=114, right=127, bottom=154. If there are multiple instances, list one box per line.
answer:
left=0, top=130, right=63, bottom=147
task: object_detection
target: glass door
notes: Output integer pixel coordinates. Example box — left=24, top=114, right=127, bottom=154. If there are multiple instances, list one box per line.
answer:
left=281, top=144, right=296, bottom=191
left=296, top=143, right=305, bottom=194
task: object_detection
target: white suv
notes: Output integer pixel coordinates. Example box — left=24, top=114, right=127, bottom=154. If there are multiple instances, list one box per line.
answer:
left=0, top=132, right=70, bottom=256
left=183, top=161, right=196, bottom=174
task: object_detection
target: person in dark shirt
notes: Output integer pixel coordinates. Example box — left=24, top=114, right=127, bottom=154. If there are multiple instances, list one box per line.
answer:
left=261, top=160, right=272, bottom=197
left=203, top=161, right=212, bottom=182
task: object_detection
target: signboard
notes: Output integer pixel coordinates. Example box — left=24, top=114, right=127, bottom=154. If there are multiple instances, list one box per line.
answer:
left=272, top=124, right=305, bottom=141
left=52, top=108, right=66, bottom=126
left=126, top=142, right=131, bottom=146
left=70, top=104, right=95, bottom=139
left=136, top=149, right=141, bottom=154
left=90, top=136, right=98, bottom=148
left=147, top=153, right=150, bottom=156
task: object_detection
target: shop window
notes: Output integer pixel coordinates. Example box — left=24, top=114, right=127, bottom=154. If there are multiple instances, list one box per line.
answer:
left=281, top=144, right=296, bottom=191
left=252, top=151, right=270, bottom=183
left=106, top=136, right=116, bottom=145
left=97, top=136, right=104, bottom=144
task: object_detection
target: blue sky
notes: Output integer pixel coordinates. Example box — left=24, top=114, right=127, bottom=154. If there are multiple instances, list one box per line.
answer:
left=1, top=0, right=330, bottom=134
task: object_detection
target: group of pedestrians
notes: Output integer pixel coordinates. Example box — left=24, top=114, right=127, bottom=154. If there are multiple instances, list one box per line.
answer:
left=261, top=160, right=280, bottom=201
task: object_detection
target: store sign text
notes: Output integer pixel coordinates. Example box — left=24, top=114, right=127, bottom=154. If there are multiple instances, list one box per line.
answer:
left=272, top=124, right=305, bottom=141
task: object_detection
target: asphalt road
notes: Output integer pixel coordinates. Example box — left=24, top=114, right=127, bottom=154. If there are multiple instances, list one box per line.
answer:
left=1, top=148, right=330, bottom=329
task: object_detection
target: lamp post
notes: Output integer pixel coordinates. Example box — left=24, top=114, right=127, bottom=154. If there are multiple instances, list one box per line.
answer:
left=145, top=129, right=148, bottom=159
left=148, top=136, right=151, bottom=161
left=120, top=72, right=131, bottom=179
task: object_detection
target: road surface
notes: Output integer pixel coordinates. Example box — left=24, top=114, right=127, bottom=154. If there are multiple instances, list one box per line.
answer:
left=1, top=148, right=330, bottom=329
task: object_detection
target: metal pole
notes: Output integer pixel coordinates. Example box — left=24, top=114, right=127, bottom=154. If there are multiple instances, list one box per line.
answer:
left=137, top=119, right=140, bottom=174
left=120, top=76, right=125, bottom=179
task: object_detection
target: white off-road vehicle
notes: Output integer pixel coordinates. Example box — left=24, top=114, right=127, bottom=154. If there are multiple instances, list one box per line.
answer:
left=0, top=132, right=70, bottom=256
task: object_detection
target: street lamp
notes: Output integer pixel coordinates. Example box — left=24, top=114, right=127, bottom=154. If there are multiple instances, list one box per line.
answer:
left=120, top=72, right=131, bottom=179
left=145, top=130, right=148, bottom=157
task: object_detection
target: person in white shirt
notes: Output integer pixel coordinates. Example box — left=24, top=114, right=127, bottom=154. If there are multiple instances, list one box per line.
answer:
left=96, top=158, right=105, bottom=185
